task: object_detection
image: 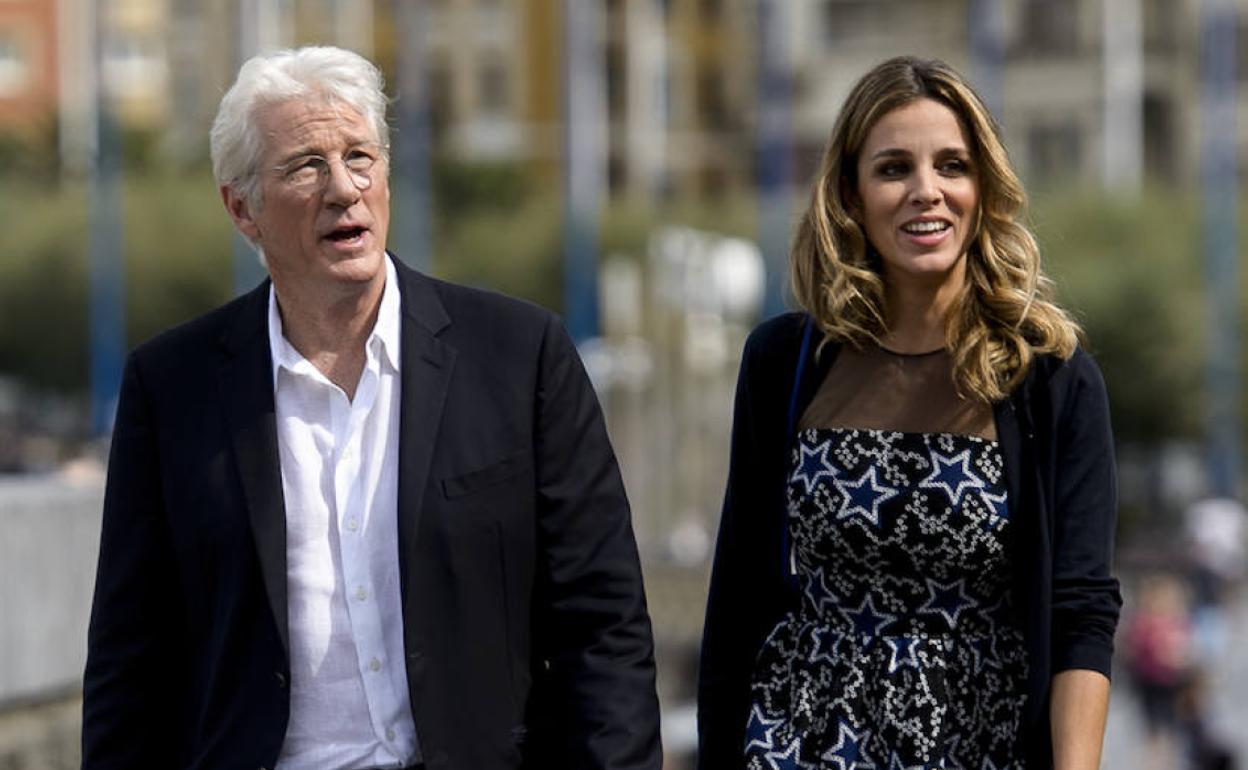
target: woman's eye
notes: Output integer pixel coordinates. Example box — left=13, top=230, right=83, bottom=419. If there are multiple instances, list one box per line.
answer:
left=940, top=158, right=969, bottom=175
left=877, top=162, right=908, bottom=178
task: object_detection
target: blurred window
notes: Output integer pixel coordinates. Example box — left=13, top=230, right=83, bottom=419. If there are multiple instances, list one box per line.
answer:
left=822, top=0, right=876, bottom=44
left=1142, top=91, right=1176, bottom=183
left=1142, top=0, right=1177, bottom=49
left=428, top=61, right=452, bottom=140
left=1016, top=0, right=1079, bottom=55
left=696, top=64, right=727, bottom=128
left=1026, top=121, right=1083, bottom=184
left=607, top=43, right=626, bottom=121
left=478, top=56, right=508, bottom=114
left=0, top=35, right=28, bottom=97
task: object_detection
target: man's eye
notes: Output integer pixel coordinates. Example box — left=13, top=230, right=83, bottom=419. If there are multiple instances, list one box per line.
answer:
left=345, top=151, right=376, bottom=171
left=286, top=158, right=326, bottom=180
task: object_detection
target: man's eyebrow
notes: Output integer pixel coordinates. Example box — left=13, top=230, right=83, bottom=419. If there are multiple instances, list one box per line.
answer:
left=272, top=138, right=377, bottom=168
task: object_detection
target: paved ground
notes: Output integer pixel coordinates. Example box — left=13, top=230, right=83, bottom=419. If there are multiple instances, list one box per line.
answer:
left=1103, top=592, right=1248, bottom=769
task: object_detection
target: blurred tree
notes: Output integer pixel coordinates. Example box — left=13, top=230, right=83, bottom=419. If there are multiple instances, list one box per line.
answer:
left=1033, top=188, right=1205, bottom=444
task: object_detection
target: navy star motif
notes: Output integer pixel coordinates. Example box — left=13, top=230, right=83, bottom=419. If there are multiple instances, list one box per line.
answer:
left=821, top=721, right=876, bottom=769
left=841, top=593, right=897, bottom=638
left=803, top=565, right=840, bottom=615
left=919, top=578, right=975, bottom=630
left=980, top=489, right=1010, bottom=529
left=884, top=636, right=921, bottom=673
left=978, top=758, right=1003, bottom=770
left=762, top=735, right=804, bottom=770
left=744, top=704, right=784, bottom=753
left=809, top=624, right=842, bottom=665
left=790, top=438, right=837, bottom=495
left=886, top=755, right=925, bottom=770
left=968, top=635, right=1000, bottom=672
left=942, top=733, right=967, bottom=770
left=832, top=466, right=899, bottom=527
left=919, top=445, right=986, bottom=509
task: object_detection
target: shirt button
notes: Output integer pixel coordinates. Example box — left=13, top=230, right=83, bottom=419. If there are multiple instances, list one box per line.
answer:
left=385, top=728, right=396, bottom=741
left=346, top=518, right=359, bottom=531
left=355, top=586, right=367, bottom=601
left=369, top=657, right=382, bottom=672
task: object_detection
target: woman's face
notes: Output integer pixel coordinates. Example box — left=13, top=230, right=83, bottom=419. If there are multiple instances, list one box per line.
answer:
left=852, top=97, right=979, bottom=295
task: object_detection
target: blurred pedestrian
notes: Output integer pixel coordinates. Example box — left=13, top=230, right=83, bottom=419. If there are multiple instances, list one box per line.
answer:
left=698, top=56, right=1121, bottom=770
left=81, top=46, right=661, bottom=770
left=1123, top=574, right=1192, bottom=770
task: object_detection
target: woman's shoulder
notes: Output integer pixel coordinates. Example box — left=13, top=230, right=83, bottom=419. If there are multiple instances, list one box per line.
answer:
left=742, top=311, right=820, bottom=365
left=1021, top=345, right=1110, bottom=415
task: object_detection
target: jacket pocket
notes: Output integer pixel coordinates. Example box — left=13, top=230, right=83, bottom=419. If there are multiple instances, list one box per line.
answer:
left=441, top=450, right=531, bottom=499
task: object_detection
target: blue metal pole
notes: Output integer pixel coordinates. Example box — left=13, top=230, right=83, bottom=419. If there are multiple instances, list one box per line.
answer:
left=757, top=0, right=792, bottom=319
left=562, top=0, right=603, bottom=343
left=392, top=0, right=433, bottom=273
left=1200, top=0, right=1240, bottom=497
left=88, top=0, right=126, bottom=436
left=968, top=0, right=1004, bottom=121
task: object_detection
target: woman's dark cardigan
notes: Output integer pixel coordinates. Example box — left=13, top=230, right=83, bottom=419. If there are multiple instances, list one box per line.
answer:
left=697, top=312, right=1122, bottom=769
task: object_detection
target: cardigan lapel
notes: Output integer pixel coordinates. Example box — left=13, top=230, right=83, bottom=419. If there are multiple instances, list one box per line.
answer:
left=391, top=259, right=456, bottom=642
left=218, top=281, right=290, bottom=655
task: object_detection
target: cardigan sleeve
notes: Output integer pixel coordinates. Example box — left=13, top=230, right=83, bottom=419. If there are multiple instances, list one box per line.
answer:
left=697, top=321, right=794, bottom=770
left=1048, top=350, right=1123, bottom=677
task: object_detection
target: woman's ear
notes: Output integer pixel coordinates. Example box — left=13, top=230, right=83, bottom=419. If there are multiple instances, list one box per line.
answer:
left=840, top=177, right=861, bottom=221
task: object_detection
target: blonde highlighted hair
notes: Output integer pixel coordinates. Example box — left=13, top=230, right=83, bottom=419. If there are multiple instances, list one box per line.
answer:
left=791, top=56, right=1080, bottom=403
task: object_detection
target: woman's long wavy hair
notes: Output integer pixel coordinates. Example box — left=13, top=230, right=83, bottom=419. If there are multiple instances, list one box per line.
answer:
left=790, top=56, right=1080, bottom=403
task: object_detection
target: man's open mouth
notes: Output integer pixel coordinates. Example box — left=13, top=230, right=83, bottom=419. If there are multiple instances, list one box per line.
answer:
left=326, top=226, right=366, bottom=242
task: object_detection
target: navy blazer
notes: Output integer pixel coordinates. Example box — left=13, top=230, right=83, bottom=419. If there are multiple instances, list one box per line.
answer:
left=83, top=257, right=662, bottom=770
left=697, top=312, right=1121, bottom=769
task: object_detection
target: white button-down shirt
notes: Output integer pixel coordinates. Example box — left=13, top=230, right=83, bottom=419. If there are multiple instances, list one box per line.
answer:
left=270, top=257, right=419, bottom=770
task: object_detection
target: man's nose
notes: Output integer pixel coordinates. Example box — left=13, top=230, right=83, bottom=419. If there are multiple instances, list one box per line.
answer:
left=323, top=158, right=362, bottom=205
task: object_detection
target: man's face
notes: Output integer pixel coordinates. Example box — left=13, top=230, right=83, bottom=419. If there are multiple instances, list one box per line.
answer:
left=223, top=98, right=390, bottom=298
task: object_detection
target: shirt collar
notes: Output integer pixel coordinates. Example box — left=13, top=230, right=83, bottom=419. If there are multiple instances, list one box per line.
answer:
left=267, top=254, right=402, bottom=390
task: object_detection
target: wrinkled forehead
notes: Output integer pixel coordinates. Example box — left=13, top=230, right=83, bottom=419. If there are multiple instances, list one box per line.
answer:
left=253, top=95, right=378, bottom=158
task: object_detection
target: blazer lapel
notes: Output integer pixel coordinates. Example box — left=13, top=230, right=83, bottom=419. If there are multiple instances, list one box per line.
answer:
left=218, top=282, right=290, bottom=655
left=392, top=259, right=456, bottom=638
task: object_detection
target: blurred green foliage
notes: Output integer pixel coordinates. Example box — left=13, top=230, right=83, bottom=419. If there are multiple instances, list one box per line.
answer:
left=0, top=149, right=1231, bottom=461
left=1033, top=188, right=1206, bottom=444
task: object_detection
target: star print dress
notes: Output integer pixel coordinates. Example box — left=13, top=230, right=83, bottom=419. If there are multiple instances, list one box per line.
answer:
left=744, top=345, right=1029, bottom=770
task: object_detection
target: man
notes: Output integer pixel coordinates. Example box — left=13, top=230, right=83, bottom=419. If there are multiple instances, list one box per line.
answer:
left=82, top=46, right=661, bottom=770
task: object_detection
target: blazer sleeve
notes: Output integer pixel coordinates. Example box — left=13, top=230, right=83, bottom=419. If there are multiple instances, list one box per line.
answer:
left=82, top=353, right=185, bottom=768
left=525, top=314, right=662, bottom=770
left=697, top=325, right=788, bottom=770
left=1049, top=350, right=1123, bottom=677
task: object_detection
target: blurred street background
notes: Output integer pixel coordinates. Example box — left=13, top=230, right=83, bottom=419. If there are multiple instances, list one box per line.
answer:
left=2, top=0, right=1248, bottom=768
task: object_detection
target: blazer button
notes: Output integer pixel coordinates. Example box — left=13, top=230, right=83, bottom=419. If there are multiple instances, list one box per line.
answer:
left=274, top=671, right=287, bottom=688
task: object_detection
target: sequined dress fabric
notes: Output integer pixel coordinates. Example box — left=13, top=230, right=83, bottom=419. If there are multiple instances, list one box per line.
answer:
left=744, top=426, right=1028, bottom=770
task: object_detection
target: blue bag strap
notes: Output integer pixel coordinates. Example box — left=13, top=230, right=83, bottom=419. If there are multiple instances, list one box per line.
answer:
left=782, top=316, right=815, bottom=586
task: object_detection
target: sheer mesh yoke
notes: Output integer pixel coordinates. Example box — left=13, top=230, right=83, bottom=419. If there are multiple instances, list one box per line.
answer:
left=799, top=344, right=997, bottom=439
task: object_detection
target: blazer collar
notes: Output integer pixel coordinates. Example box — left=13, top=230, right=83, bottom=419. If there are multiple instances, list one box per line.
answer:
left=217, top=279, right=290, bottom=655
left=389, top=255, right=457, bottom=677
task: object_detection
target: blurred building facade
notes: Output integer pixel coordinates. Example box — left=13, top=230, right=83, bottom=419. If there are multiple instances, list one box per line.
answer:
left=8, top=0, right=1236, bottom=195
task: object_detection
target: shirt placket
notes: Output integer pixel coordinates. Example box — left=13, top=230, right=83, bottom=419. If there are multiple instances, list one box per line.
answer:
left=333, top=354, right=407, bottom=757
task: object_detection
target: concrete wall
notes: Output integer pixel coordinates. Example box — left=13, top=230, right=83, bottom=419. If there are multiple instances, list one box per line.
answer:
left=0, top=478, right=102, bottom=706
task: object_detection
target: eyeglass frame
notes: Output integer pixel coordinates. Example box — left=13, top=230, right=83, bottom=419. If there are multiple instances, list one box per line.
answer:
left=268, top=141, right=390, bottom=193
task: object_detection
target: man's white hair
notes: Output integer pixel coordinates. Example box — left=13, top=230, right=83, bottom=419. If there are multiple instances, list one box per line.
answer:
left=210, top=46, right=390, bottom=214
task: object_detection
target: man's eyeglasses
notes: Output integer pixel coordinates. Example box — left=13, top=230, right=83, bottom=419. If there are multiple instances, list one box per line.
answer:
left=272, top=143, right=387, bottom=193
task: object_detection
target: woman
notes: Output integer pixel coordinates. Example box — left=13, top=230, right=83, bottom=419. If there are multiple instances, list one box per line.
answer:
left=698, top=56, right=1121, bottom=770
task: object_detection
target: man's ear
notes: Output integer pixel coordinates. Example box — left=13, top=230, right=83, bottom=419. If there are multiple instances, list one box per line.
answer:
left=221, top=185, right=261, bottom=243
